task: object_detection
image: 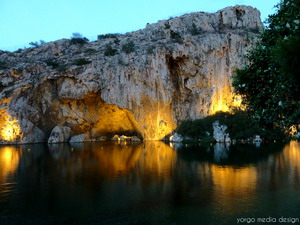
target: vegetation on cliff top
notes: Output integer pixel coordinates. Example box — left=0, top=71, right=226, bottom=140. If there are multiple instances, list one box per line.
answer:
left=232, top=0, right=300, bottom=137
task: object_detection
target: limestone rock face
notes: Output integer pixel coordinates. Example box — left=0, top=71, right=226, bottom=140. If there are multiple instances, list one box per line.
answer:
left=0, top=5, right=263, bottom=143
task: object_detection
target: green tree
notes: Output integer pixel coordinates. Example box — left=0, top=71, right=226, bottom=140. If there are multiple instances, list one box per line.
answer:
left=232, top=0, right=300, bottom=135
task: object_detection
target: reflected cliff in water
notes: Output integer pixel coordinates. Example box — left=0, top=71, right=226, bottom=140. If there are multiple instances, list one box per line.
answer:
left=0, top=141, right=299, bottom=225
left=47, top=141, right=176, bottom=179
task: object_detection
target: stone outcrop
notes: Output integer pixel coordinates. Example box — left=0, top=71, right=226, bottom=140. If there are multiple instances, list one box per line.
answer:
left=48, top=126, right=71, bottom=143
left=213, top=121, right=231, bottom=143
left=169, top=133, right=184, bottom=143
left=69, top=134, right=91, bottom=143
left=131, top=136, right=141, bottom=142
left=0, top=5, right=263, bottom=143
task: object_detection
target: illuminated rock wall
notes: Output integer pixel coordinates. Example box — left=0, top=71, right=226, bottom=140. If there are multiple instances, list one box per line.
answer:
left=0, top=5, right=263, bottom=142
left=0, top=109, right=22, bottom=143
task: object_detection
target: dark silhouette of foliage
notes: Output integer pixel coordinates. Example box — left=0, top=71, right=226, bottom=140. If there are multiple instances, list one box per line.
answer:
left=44, top=58, right=60, bottom=68
left=114, top=38, right=120, bottom=45
left=146, top=45, right=155, bottom=54
left=164, top=23, right=171, bottom=29
left=84, top=48, right=97, bottom=55
left=121, top=40, right=135, bottom=54
left=70, top=37, right=89, bottom=45
left=0, top=61, right=8, bottom=70
left=97, top=33, right=119, bottom=40
left=104, top=44, right=118, bottom=56
left=73, top=58, right=91, bottom=66
left=29, top=40, right=46, bottom=48
left=177, top=110, right=286, bottom=141
left=190, top=23, right=202, bottom=35
left=232, top=0, right=300, bottom=135
left=70, top=33, right=89, bottom=45
left=170, top=30, right=183, bottom=44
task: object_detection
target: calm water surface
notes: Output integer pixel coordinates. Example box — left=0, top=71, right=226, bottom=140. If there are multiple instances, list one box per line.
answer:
left=0, top=141, right=300, bottom=225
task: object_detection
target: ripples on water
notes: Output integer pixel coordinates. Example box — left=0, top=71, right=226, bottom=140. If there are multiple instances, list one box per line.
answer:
left=0, top=141, right=299, bottom=225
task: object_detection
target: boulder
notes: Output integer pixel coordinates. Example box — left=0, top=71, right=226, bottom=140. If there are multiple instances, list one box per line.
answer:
left=253, top=135, right=262, bottom=142
left=97, top=136, right=108, bottom=141
left=48, top=126, right=71, bottom=143
left=169, top=133, right=183, bottom=143
left=131, top=136, right=141, bottom=142
left=120, top=135, right=126, bottom=141
left=111, top=135, right=120, bottom=141
left=69, top=134, right=91, bottom=143
left=213, top=121, right=231, bottom=143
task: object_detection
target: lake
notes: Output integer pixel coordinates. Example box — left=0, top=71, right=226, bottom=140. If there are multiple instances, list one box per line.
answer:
left=0, top=141, right=299, bottom=225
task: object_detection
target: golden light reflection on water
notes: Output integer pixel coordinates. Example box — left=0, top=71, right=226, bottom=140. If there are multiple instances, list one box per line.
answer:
left=0, top=147, right=21, bottom=182
left=210, top=165, right=257, bottom=195
left=49, top=141, right=176, bottom=180
left=279, top=141, right=300, bottom=179
left=201, top=141, right=300, bottom=215
left=139, top=141, right=177, bottom=176
left=284, top=141, right=300, bottom=161
left=48, top=142, right=142, bottom=179
left=94, top=143, right=142, bottom=177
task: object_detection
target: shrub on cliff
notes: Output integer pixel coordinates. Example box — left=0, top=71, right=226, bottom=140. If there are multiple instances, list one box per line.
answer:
left=44, top=58, right=60, bottom=68
left=29, top=40, right=46, bottom=48
left=170, top=30, right=183, bottom=44
left=70, top=33, right=89, bottom=45
left=44, top=58, right=70, bottom=72
left=73, top=58, right=91, bottom=66
left=104, top=44, right=118, bottom=56
left=232, top=0, right=300, bottom=135
left=164, top=23, right=171, bottom=29
left=121, top=41, right=135, bottom=54
left=0, top=61, right=8, bottom=70
left=190, top=23, right=202, bottom=35
left=98, top=33, right=119, bottom=39
left=84, top=48, right=97, bottom=55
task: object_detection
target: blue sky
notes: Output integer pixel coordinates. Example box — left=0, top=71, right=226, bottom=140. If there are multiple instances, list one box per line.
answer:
left=0, top=0, right=279, bottom=51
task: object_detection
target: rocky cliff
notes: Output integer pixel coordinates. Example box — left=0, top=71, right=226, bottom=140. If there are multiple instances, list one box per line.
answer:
left=0, top=5, right=263, bottom=143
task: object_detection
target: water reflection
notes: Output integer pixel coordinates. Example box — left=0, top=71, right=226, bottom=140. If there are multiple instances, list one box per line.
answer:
left=0, top=141, right=299, bottom=224
left=45, top=141, right=176, bottom=180
left=0, top=147, right=20, bottom=181
left=210, top=165, right=257, bottom=195
left=48, top=142, right=142, bottom=178
left=209, top=165, right=258, bottom=217
left=213, top=143, right=230, bottom=163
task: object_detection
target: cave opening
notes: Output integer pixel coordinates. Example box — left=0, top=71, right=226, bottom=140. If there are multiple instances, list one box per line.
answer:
left=42, top=93, right=143, bottom=142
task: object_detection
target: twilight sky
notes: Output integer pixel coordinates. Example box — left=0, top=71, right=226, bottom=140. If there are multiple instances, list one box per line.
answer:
left=0, top=0, right=279, bottom=51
